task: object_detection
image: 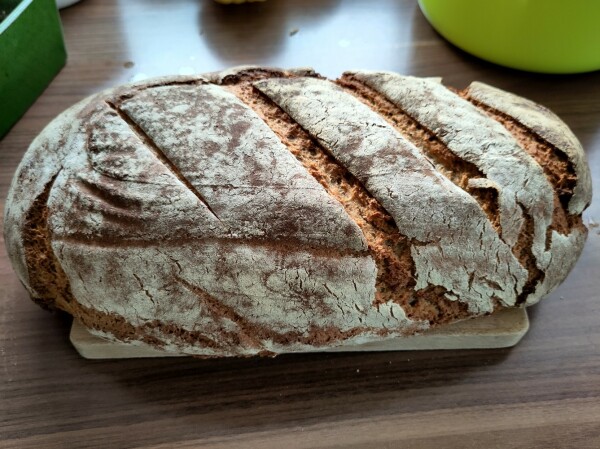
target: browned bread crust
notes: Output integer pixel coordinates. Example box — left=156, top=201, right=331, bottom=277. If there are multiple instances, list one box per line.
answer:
left=3, top=66, right=592, bottom=356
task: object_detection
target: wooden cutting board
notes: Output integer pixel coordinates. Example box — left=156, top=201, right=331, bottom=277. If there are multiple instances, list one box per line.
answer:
left=70, top=307, right=529, bottom=359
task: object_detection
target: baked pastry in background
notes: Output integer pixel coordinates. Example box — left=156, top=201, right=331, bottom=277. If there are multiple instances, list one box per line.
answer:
left=4, top=66, right=592, bottom=357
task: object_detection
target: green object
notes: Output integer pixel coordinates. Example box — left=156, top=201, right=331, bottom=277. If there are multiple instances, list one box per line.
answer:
left=418, top=0, right=600, bottom=74
left=0, top=0, right=66, bottom=139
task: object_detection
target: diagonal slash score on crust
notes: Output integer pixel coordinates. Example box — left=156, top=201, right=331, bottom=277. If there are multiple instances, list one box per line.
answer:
left=104, top=99, right=222, bottom=222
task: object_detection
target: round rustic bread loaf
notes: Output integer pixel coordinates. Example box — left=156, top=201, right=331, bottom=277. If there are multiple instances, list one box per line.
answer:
left=3, top=66, right=592, bottom=356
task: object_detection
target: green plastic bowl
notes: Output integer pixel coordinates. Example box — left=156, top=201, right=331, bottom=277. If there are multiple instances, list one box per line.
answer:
left=0, top=0, right=66, bottom=139
left=418, top=0, right=600, bottom=74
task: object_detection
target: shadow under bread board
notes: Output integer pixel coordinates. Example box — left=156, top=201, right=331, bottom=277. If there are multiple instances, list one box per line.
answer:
left=70, top=308, right=529, bottom=359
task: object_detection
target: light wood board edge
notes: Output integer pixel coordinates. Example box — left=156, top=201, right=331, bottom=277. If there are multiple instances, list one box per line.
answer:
left=70, top=308, right=529, bottom=359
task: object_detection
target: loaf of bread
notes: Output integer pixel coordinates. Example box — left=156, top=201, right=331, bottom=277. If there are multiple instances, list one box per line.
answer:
left=4, top=66, right=592, bottom=357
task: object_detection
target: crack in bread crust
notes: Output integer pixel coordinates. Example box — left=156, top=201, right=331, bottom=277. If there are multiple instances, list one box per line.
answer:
left=466, top=98, right=577, bottom=211
left=22, top=173, right=75, bottom=311
left=337, top=76, right=503, bottom=236
left=465, top=81, right=592, bottom=215
left=464, top=95, right=585, bottom=239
